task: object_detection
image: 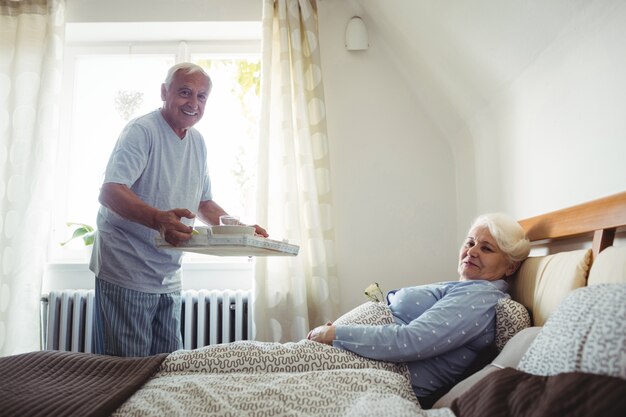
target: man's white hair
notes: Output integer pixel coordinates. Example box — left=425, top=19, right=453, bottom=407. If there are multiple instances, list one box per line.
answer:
left=163, top=62, right=212, bottom=91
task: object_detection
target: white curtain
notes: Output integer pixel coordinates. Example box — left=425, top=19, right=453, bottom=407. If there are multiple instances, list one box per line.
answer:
left=0, top=0, right=65, bottom=356
left=253, top=0, right=339, bottom=342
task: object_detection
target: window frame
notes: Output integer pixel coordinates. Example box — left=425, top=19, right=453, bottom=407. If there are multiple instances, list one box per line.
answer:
left=46, top=25, right=261, bottom=290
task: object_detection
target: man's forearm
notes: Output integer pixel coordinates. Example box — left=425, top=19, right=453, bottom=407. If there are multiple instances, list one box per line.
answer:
left=197, top=200, right=228, bottom=225
left=99, top=182, right=159, bottom=229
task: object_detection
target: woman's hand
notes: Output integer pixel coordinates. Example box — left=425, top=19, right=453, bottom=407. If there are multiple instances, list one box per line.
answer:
left=306, top=322, right=336, bottom=345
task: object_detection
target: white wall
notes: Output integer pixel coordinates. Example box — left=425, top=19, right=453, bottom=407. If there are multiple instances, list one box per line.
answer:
left=347, top=0, right=626, bottom=243
left=317, top=0, right=626, bottom=312
left=466, top=0, right=626, bottom=220
left=317, top=3, right=459, bottom=312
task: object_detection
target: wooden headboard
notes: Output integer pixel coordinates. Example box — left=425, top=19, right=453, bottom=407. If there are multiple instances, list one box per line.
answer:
left=518, top=191, right=626, bottom=260
left=510, top=191, right=626, bottom=325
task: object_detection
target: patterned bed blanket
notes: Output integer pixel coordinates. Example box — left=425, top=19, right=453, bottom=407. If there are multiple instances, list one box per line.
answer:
left=113, top=340, right=456, bottom=417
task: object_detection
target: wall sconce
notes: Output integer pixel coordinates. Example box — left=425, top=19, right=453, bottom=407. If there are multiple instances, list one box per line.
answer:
left=345, top=16, right=368, bottom=51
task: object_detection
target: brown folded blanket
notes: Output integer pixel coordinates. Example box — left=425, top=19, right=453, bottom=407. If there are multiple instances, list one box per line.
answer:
left=0, top=350, right=167, bottom=417
left=451, top=367, right=626, bottom=417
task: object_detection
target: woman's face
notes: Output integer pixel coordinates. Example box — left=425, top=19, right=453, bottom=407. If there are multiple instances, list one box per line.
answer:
left=458, top=226, right=516, bottom=281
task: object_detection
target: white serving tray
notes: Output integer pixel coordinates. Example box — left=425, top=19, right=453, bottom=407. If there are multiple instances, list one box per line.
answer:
left=155, top=227, right=299, bottom=257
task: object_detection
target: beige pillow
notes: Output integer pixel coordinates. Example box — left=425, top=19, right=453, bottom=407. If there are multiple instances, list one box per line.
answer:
left=508, top=249, right=591, bottom=325
left=432, top=326, right=542, bottom=409
left=587, top=246, right=626, bottom=285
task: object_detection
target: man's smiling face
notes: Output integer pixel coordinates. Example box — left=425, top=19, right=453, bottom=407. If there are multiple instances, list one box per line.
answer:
left=160, top=69, right=211, bottom=138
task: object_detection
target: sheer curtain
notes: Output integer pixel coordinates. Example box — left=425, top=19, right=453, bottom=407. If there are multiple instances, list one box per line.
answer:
left=253, top=0, right=339, bottom=342
left=0, top=0, right=65, bottom=356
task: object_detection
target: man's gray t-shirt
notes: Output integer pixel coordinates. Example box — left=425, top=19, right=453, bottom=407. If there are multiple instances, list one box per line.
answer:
left=90, top=109, right=212, bottom=293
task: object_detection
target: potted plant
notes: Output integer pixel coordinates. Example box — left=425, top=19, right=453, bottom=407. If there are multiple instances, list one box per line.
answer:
left=61, top=222, right=96, bottom=246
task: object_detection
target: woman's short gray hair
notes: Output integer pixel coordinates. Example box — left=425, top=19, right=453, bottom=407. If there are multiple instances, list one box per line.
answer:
left=164, top=62, right=212, bottom=91
left=469, top=213, right=531, bottom=264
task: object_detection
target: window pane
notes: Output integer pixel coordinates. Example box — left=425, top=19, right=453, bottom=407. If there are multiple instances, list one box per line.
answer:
left=68, top=55, right=174, bottom=222
left=51, top=52, right=261, bottom=264
left=193, top=57, right=261, bottom=223
left=52, top=55, right=174, bottom=260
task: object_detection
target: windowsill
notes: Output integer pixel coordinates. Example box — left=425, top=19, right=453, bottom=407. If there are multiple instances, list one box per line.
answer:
left=43, top=259, right=254, bottom=294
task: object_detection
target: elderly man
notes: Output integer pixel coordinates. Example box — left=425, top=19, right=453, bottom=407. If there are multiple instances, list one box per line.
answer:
left=91, top=63, right=267, bottom=357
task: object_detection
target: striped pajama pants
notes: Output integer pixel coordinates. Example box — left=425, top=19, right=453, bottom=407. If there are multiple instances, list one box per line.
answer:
left=93, top=278, right=183, bottom=357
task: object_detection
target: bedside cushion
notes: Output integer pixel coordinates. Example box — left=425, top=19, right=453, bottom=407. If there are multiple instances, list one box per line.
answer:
left=333, top=301, right=395, bottom=326
left=494, top=298, right=531, bottom=351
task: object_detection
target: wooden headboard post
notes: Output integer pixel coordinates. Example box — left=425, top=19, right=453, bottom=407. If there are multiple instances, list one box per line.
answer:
left=592, top=228, right=617, bottom=257
left=518, top=192, right=626, bottom=261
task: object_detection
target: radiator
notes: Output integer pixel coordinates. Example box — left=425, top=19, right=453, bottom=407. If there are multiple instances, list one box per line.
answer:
left=181, top=289, right=251, bottom=349
left=41, top=290, right=95, bottom=353
left=41, top=289, right=251, bottom=352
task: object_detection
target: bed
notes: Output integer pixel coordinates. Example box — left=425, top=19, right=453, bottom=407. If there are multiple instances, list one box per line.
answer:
left=1, top=192, right=626, bottom=416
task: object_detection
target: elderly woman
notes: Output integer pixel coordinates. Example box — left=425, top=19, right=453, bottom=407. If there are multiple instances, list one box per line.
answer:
left=307, top=213, right=530, bottom=405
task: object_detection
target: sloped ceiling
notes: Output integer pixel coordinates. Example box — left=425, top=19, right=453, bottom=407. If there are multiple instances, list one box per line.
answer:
left=350, top=0, right=588, bottom=139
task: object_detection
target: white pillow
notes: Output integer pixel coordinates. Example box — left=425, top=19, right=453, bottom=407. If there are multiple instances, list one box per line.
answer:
left=493, top=326, right=542, bottom=368
left=518, top=283, right=626, bottom=378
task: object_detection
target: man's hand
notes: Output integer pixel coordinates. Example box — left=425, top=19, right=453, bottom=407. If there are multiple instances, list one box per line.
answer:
left=252, top=224, right=269, bottom=237
left=197, top=200, right=269, bottom=237
left=154, top=208, right=196, bottom=246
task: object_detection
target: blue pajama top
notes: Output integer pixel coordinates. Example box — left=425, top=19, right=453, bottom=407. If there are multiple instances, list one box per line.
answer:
left=333, top=279, right=508, bottom=398
left=91, top=110, right=212, bottom=294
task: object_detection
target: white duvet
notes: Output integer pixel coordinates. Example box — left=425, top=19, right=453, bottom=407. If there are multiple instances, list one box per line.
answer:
left=113, top=340, right=456, bottom=417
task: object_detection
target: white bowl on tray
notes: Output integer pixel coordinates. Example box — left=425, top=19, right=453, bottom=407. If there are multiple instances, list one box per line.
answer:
left=209, top=225, right=255, bottom=235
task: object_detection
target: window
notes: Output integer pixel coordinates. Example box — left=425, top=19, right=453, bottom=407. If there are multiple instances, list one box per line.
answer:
left=49, top=24, right=261, bottom=271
